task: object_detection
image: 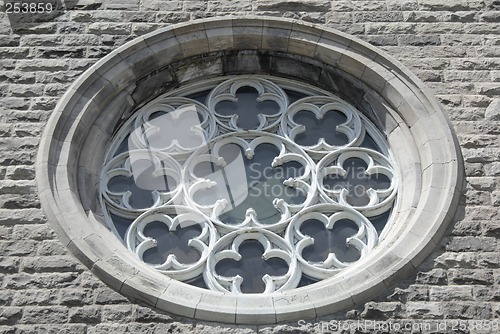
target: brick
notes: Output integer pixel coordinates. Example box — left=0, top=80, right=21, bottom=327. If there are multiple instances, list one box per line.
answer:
left=105, top=0, right=140, bottom=10
left=387, top=0, right=418, bottom=11
left=448, top=269, right=494, bottom=285
left=364, top=35, right=398, bottom=46
left=59, top=289, right=93, bottom=306
left=20, top=35, right=64, bottom=47
left=0, top=36, right=20, bottom=47
left=403, top=11, right=446, bottom=23
left=0, top=98, right=31, bottom=111
left=255, top=0, right=330, bottom=11
left=0, top=257, right=20, bottom=273
left=134, top=306, right=173, bottom=322
left=69, top=306, right=101, bottom=324
left=0, top=307, right=22, bottom=325
left=16, top=59, right=69, bottom=71
left=12, top=23, right=58, bottom=34
left=0, top=125, right=10, bottom=138
left=0, top=180, right=36, bottom=196
left=434, top=252, right=477, bottom=269
left=71, top=0, right=103, bottom=10
left=429, top=286, right=474, bottom=301
left=30, top=324, right=88, bottom=334
left=406, top=302, right=442, bottom=319
left=399, top=35, right=441, bottom=46
left=208, top=0, right=253, bottom=12
left=473, top=286, right=500, bottom=301
left=79, top=272, right=107, bottom=290
left=0, top=72, right=36, bottom=84
left=475, top=83, right=500, bottom=96
left=477, top=253, right=500, bottom=268
left=5, top=166, right=35, bottom=180
left=459, top=134, right=498, bottom=148
left=34, top=47, right=86, bottom=59
left=418, top=0, right=485, bottom=11
left=12, top=225, right=54, bottom=240
left=58, top=22, right=87, bottom=34
left=354, top=12, right=404, bottom=23
left=3, top=273, right=80, bottom=290
left=0, top=241, right=37, bottom=256
left=101, top=305, right=134, bottom=323
left=485, top=99, right=500, bottom=120
left=484, top=162, right=500, bottom=176
left=0, top=48, right=30, bottom=59
left=88, top=22, right=131, bottom=35
left=0, top=291, right=13, bottom=307
left=20, top=306, right=68, bottom=324
left=0, top=226, right=11, bottom=239
left=481, top=221, right=500, bottom=236
left=467, top=177, right=497, bottom=190
left=442, top=302, right=492, bottom=319
left=365, top=22, right=416, bottom=34
left=8, top=85, right=44, bottom=98
left=360, top=302, right=402, bottom=320
left=95, top=288, right=129, bottom=305
left=31, top=97, right=58, bottom=111
left=37, top=241, right=69, bottom=256
left=416, top=269, right=448, bottom=285
left=387, top=285, right=429, bottom=302
left=12, top=289, right=58, bottom=306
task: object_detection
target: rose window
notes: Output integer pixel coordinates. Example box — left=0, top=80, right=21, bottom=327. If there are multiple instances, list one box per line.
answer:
left=100, top=76, right=398, bottom=294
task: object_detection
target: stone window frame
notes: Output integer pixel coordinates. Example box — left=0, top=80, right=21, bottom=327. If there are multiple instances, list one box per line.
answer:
left=36, top=17, right=463, bottom=324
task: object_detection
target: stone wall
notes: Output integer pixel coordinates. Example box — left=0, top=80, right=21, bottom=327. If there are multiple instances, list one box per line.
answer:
left=0, top=0, right=499, bottom=333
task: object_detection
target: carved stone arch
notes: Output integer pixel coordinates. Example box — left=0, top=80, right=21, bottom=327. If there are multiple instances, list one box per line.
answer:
left=37, top=17, right=463, bottom=324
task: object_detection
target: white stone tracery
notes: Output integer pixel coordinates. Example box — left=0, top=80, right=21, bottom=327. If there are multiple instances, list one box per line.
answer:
left=100, top=76, right=398, bottom=294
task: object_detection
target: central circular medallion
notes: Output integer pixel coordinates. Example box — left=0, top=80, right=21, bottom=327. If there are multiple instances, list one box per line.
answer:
left=100, top=76, right=397, bottom=294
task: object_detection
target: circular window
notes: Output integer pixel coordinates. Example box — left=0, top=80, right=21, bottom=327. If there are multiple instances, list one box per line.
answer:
left=37, top=17, right=463, bottom=324
left=100, top=76, right=398, bottom=294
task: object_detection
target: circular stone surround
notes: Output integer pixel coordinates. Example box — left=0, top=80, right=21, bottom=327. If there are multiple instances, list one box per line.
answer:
left=37, top=17, right=463, bottom=324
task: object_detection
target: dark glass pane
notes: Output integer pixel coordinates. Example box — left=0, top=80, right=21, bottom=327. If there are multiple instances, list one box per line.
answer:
left=322, top=157, right=391, bottom=207
left=115, top=134, right=130, bottom=156
left=215, top=240, right=288, bottom=293
left=185, top=89, right=211, bottom=104
left=297, top=274, right=319, bottom=288
left=294, top=110, right=349, bottom=147
left=215, top=86, right=280, bottom=129
left=284, top=89, right=308, bottom=104
left=187, top=275, right=207, bottom=289
left=110, top=213, right=133, bottom=240
left=300, top=219, right=361, bottom=263
left=369, top=210, right=391, bottom=235
left=213, top=143, right=306, bottom=225
left=141, top=221, right=202, bottom=265
left=360, top=132, right=381, bottom=151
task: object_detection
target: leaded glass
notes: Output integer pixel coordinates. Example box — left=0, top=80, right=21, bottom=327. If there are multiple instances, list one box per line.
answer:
left=100, top=76, right=398, bottom=294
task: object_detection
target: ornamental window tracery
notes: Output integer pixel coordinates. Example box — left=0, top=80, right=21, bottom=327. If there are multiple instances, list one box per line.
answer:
left=100, top=76, right=398, bottom=294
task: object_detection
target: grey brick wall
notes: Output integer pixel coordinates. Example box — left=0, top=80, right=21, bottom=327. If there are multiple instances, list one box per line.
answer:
left=0, top=0, right=499, bottom=333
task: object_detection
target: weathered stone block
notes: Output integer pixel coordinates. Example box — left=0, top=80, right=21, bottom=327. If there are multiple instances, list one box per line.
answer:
left=429, top=286, right=474, bottom=301
left=12, top=289, right=58, bottom=306
left=69, top=306, right=102, bottom=324
left=0, top=257, right=19, bottom=273
left=59, top=288, right=93, bottom=306
left=20, top=306, right=68, bottom=324
left=94, top=288, right=129, bottom=305
left=448, top=269, right=494, bottom=285
left=101, top=305, right=134, bottom=323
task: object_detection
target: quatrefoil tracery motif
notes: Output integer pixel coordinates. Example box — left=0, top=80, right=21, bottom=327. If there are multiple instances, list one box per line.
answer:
left=101, top=76, right=398, bottom=294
